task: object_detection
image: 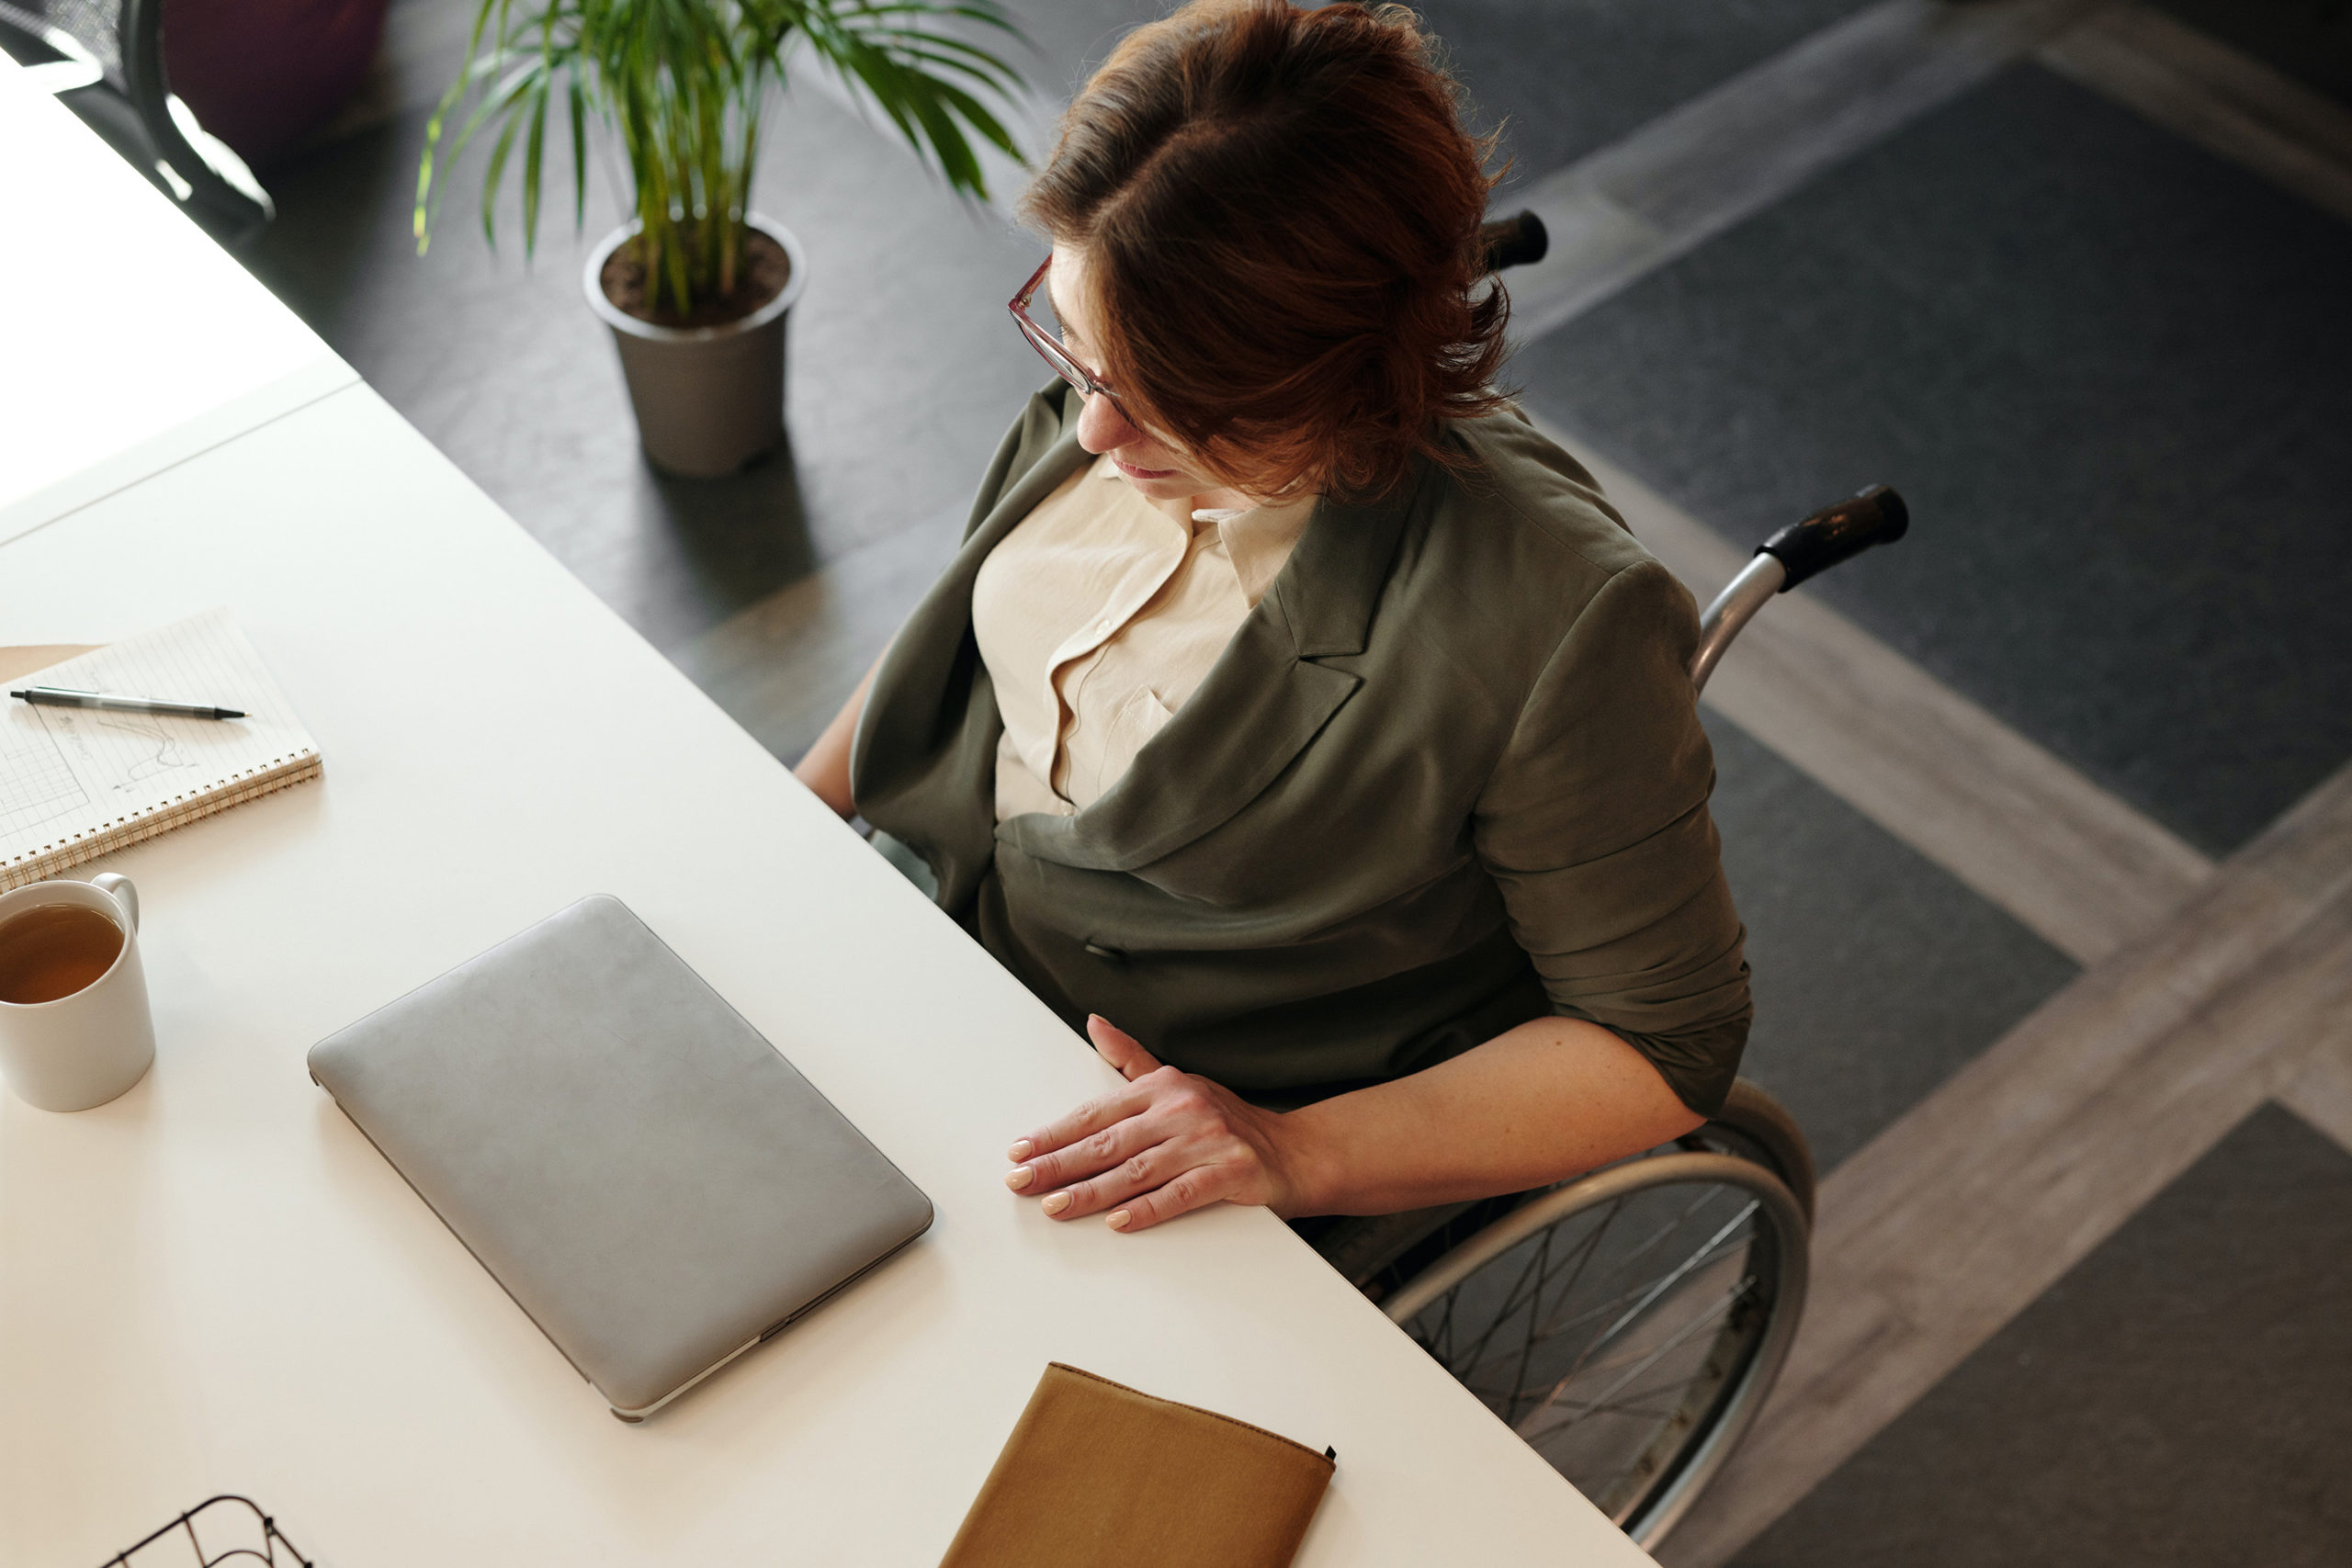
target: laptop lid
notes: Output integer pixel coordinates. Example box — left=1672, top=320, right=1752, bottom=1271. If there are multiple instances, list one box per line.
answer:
left=309, top=894, right=933, bottom=1419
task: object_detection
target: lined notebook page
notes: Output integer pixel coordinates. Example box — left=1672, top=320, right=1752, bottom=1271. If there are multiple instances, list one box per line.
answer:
left=1, top=609, right=321, bottom=888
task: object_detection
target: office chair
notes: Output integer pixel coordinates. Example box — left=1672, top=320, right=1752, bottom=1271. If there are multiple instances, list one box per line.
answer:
left=0, top=0, right=272, bottom=244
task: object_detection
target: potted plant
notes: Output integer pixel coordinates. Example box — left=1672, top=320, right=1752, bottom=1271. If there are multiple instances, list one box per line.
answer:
left=414, top=0, right=1026, bottom=477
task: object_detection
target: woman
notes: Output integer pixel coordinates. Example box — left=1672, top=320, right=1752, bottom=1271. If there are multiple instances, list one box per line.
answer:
left=795, top=0, right=1749, bottom=1235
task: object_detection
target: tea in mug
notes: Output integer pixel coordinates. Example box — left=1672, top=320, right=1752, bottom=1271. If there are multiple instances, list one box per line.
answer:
left=0, top=904, right=126, bottom=1005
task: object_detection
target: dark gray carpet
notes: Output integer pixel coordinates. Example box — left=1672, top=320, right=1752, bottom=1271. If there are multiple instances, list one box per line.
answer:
left=1411, top=0, right=1872, bottom=186
left=1733, top=1102, right=2352, bottom=1568
left=1011, top=0, right=1170, bottom=95
left=1018, top=1, right=1877, bottom=188
left=2152, top=0, right=2352, bottom=105
left=246, top=85, right=1045, bottom=655
left=1702, top=714, right=2078, bottom=1173
left=1517, top=63, right=2352, bottom=855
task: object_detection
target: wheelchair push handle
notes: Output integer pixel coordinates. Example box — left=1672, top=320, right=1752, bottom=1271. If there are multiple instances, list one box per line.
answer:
left=1479, top=210, right=1549, bottom=272
left=1755, top=484, right=1907, bottom=592
left=1689, top=484, right=1908, bottom=695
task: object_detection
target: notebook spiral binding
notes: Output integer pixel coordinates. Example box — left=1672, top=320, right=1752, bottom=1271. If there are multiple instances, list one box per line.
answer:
left=99, top=1495, right=313, bottom=1568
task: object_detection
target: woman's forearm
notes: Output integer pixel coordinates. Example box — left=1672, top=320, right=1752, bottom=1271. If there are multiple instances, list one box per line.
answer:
left=792, top=654, right=887, bottom=819
left=1277, top=1017, right=1704, bottom=1217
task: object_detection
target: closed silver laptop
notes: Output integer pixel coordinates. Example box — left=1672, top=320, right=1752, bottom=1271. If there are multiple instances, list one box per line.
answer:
left=309, top=894, right=933, bottom=1421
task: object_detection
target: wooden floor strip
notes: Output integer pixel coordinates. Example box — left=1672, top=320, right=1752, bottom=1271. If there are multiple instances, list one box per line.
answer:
left=1498, top=0, right=2103, bottom=342
left=1562, top=436, right=2215, bottom=966
left=2282, top=1032, right=2352, bottom=1156
left=1662, top=761, right=2352, bottom=1567
left=2040, top=3, right=2352, bottom=226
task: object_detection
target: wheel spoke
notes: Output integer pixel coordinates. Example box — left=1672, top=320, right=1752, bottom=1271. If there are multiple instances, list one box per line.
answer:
left=1426, top=1285, right=1459, bottom=1363
left=1393, top=1154, right=1800, bottom=1540
left=1529, top=1188, right=1749, bottom=1345
left=1521, top=1348, right=1745, bottom=1436
left=1524, top=1276, right=1750, bottom=1438
left=1452, top=1198, right=1619, bottom=1393
left=1538, top=1186, right=1724, bottom=1325
left=1429, top=1193, right=1757, bottom=1416
left=1565, top=1278, right=1756, bottom=1385
left=1563, top=1200, right=1758, bottom=1385
left=1505, top=1225, right=1557, bottom=1420
left=1525, top=1191, right=1636, bottom=1335
left=1441, top=1240, right=1540, bottom=1383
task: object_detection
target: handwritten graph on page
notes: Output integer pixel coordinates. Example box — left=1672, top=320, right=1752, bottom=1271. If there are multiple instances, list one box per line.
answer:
left=0, top=717, right=87, bottom=837
left=96, top=714, right=200, bottom=788
left=1, top=608, right=320, bottom=871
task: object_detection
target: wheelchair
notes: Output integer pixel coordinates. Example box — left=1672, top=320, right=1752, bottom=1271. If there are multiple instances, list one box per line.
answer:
left=1295, top=211, right=1911, bottom=1551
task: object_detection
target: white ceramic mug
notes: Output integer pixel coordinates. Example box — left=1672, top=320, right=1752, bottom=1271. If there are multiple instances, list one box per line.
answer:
left=0, top=874, right=155, bottom=1111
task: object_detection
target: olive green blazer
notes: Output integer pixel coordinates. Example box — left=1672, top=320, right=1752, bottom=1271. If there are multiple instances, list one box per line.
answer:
left=852, top=384, right=1750, bottom=1114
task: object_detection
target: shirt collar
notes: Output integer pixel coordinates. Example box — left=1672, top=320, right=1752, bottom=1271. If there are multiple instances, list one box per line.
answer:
left=1209, top=493, right=1317, bottom=607
left=1089, top=453, right=1316, bottom=608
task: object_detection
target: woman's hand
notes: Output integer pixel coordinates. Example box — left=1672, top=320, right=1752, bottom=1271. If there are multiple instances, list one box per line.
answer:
left=1004, top=1016, right=1314, bottom=1232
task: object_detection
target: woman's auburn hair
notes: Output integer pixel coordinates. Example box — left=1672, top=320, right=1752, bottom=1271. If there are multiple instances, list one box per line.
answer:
left=1019, top=0, right=1511, bottom=501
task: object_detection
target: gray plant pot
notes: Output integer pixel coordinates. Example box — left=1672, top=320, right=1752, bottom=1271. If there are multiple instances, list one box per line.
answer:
left=582, top=213, right=808, bottom=478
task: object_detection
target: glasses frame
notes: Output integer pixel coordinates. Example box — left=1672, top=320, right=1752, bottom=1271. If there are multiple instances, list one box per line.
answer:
left=1008, top=257, right=1125, bottom=405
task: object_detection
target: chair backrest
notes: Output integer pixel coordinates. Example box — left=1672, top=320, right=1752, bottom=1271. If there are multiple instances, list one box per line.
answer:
left=0, top=0, right=121, bottom=85
left=0, top=0, right=272, bottom=243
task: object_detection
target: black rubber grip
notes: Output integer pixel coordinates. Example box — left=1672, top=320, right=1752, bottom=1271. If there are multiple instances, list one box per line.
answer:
left=1479, top=210, right=1549, bottom=272
left=1758, top=485, right=1908, bottom=591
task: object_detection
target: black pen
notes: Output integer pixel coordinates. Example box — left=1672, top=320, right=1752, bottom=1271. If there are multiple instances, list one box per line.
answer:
left=9, top=685, right=246, bottom=721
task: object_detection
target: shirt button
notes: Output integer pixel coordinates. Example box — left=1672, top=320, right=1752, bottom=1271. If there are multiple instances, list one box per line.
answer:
left=1094, top=619, right=1112, bottom=635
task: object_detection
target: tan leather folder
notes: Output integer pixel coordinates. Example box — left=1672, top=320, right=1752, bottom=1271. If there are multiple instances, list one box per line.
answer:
left=940, top=1363, right=1335, bottom=1568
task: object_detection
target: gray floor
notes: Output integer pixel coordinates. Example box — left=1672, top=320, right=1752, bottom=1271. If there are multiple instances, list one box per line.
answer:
left=1731, top=1102, right=2352, bottom=1567
left=1413, top=0, right=1873, bottom=189
left=248, top=77, right=1043, bottom=658
left=1020, top=0, right=1878, bottom=183
left=2152, top=0, right=2352, bottom=104
left=1704, top=716, right=2078, bottom=1174
left=1518, top=62, right=2352, bottom=856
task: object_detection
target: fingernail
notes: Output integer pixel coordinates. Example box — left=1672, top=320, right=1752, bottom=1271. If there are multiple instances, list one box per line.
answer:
left=1107, top=1210, right=1132, bottom=1230
left=1004, top=1166, right=1034, bottom=1191
left=1007, top=1139, right=1033, bottom=1161
left=1042, top=1191, right=1072, bottom=1216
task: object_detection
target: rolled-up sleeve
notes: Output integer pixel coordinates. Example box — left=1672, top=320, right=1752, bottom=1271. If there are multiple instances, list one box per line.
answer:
left=1472, top=558, right=1752, bottom=1115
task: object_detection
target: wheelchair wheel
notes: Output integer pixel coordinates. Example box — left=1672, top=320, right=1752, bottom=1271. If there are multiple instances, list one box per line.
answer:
left=1375, top=1080, right=1811, bottom=1548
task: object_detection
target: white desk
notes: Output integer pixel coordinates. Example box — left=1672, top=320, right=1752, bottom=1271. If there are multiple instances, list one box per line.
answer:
left=0, top=60, right=1649, bottom=1566
left=0, top=390, right=1650, bottom=1564
left=0, top=54, right=356, bottom=544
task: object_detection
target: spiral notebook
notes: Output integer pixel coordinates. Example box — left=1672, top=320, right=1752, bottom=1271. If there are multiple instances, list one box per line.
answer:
left=0, top=609, right=322, bottom=890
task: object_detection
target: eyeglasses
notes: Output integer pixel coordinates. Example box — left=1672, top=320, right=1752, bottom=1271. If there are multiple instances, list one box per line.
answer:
left=1009, top=257, right=1124, bottom=405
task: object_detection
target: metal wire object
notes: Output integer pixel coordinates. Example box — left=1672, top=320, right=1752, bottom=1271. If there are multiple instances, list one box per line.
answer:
left=100, top=1495, right=313, bottom=1568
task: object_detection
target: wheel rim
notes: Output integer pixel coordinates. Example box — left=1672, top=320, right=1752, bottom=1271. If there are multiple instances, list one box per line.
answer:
left=1385, top=1152, right=1808, bottom=1544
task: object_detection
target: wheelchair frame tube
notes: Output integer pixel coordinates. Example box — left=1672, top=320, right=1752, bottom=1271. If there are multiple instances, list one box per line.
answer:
left=1689, top=552, right=1787, bottom=695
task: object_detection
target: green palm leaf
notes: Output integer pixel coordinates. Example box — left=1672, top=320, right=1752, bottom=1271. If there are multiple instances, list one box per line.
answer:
left=416, top=0, right=1032, bottom=316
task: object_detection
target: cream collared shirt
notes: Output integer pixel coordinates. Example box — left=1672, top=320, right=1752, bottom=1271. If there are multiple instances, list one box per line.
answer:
left=972, top=454, right=1316, bottom=822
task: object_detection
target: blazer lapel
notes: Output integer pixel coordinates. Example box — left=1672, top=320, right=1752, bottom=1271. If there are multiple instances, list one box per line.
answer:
left=870, top=385, right=1090, bottom=732
left=961, top=386, right=1091, bottom=555
left=1005, top=463, right=1425, bottom=874
left=852, top=384, right=1085, bottom=837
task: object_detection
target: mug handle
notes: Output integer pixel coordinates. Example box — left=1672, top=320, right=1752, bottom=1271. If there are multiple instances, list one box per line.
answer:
left=88, top=873, right=139, bottom=933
